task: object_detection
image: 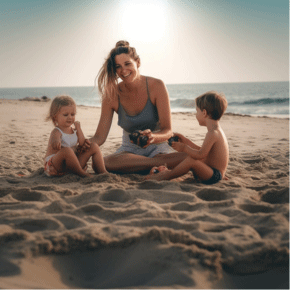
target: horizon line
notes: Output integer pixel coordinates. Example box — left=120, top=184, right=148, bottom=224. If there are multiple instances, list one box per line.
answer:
left=0, top=80, right=289, bottom=90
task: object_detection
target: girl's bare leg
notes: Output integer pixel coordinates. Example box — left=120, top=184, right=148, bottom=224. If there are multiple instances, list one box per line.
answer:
left=104, top=152, right=187, bottom=174
left=51, top=147, right=90, bottom=177
left=78, top=143, right=108, bottom=174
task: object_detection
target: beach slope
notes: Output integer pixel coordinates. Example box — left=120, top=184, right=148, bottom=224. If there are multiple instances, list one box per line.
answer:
left=0, top=100, right=289, bottom=289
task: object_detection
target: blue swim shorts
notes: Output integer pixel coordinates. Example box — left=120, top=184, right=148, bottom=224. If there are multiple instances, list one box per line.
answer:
left=202, top=168, right=222, bottom=185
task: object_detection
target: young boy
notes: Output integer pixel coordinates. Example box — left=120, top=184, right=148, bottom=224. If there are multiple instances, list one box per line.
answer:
left=147, top=91, right=229, bottom=184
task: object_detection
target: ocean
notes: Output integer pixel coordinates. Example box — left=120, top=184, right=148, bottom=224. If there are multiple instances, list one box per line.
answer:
left=0, top=81, right=288, bottom=118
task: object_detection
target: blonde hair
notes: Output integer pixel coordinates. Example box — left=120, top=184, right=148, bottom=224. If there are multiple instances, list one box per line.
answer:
left=97, top=40, right=140, bottom=102
left=46, top=95, right=76, bottom=125
left=195, top=91, right=228, bottom=120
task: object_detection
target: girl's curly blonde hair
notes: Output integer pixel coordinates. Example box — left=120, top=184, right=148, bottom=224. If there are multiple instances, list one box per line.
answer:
left=46, top=95, right=76, bottom=126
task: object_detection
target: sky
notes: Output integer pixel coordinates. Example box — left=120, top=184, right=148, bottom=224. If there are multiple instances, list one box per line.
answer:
left=0, top=0, right=289, bottom=88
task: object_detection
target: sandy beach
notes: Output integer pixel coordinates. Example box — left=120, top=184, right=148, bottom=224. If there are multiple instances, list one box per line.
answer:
left=0, top=99, right=289, bottom=289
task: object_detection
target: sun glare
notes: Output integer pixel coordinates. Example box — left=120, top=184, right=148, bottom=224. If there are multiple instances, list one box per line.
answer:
left=119, top=0, right=168, bottom=42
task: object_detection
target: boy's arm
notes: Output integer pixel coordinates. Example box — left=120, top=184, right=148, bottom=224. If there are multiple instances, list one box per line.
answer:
left=174, top=132, right=201, bottom=150
left=184, top=139, right=201, bottom=150
left=74, top=121, right=86, bottom=146
left=172, top=131, right=217, bottom=160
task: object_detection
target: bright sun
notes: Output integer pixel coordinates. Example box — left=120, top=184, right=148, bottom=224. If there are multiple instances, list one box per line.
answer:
left=119, top=0, right=168, bottom=42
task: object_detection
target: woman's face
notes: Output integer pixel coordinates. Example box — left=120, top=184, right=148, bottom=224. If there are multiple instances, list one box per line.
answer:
left=115, top=53, right=140, bottom=83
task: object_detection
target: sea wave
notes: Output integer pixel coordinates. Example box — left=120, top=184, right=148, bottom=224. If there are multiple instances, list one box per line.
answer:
left=230, top=98, right=289, bottom=106
left=170, top=99, right=196, bottom=108
left=170, top=97, right=289, bottom=109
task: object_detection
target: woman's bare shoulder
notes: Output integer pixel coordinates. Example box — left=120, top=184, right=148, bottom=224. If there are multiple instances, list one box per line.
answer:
left=146, top=76, right=165, bottom=86
left=146, top=76, right=166, bottom=94
left=102, top=92, right=119, bottom=112
left=118, top=81, right=125, bottom=91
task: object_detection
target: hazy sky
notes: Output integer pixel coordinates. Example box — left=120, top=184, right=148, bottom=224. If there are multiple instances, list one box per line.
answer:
left=0, top=0, right=288, bottom=88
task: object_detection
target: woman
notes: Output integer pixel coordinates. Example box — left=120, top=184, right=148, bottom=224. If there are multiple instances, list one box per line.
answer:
left=90, top=41, right=186, bottom=173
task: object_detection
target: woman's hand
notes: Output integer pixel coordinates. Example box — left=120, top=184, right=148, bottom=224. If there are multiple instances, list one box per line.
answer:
left=140, top=129, right=154, bottom=147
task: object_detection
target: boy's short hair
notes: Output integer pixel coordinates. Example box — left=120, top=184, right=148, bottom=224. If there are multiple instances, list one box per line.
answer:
left=195, top=91, right=228, bottom=120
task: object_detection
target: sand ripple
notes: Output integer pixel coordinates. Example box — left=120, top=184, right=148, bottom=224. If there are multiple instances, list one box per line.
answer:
left=0, top=101, right=288, bottom=288
left=0, top=149, right=289, bottom=288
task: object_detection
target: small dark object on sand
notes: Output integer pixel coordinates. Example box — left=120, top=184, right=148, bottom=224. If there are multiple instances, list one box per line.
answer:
left=129, top=130, right=149, bottom=148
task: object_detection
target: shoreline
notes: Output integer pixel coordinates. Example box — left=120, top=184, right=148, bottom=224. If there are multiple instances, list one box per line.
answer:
left=0, top=100, right=289, bottom=289
left=1, top=98, right=289, bottom=120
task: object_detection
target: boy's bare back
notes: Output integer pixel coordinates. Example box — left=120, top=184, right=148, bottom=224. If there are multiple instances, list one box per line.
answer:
left=203, top=126, right=229, bottom=177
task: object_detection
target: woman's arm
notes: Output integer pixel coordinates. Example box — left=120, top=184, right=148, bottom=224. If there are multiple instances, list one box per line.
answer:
left=90, top=98, right=115, bottom=146
left=142, top=78, right=172, bottom=144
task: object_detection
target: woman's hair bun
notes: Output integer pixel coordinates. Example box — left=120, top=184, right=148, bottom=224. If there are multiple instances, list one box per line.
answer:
left=115, top=40, right=129, bottom=48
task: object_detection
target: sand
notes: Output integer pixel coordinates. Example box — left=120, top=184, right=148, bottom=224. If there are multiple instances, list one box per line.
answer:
left=0, top=99, right=289, bottom=289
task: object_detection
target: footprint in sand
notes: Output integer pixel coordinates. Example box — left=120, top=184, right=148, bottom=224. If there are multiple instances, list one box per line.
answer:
left=260, top=188, right=289, bottom=204
left=196, top=188, right=232, bottom=201
left=100, top=189, right=131, bottom=203
left=242, top=157, right=264, bottom=164
left=53, top=214, right=87, bottom=230
left=138, top=180, right=166, bottom=190
left=12, top=189, right=47, bottom=202
left=238, top=204, right=274, bottom=214
left=14, top=218, right=63, bottom=232
left=170, top=201, right=202, bottom=212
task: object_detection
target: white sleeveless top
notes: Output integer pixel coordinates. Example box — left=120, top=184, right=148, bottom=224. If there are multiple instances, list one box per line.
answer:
left=55, top=127, right=78, bottom=148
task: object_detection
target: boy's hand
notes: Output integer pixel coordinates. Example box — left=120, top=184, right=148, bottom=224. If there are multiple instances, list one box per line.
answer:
left=172, top=141, right=185, bottom=152
left=173, top=132, right=192, bottom=145
left=51, top=140, right=61, bottom=151
left=173, top=132, right=186, bottom=142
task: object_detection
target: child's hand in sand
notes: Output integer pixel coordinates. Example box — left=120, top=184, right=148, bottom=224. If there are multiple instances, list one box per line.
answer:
left=171, top=141, right=185, bottom=152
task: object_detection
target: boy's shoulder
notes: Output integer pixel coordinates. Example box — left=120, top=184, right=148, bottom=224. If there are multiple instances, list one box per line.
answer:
left=206, top=126, right=226, bottom=140
left=207, top=124, right=221, bottom=134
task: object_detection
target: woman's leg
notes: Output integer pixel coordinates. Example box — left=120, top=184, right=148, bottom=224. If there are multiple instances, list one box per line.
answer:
left=51, top=147, right=90, bottom=177
left=78, top=143, right=108, bottom=174
left=104, top=152, right=187, bottom=173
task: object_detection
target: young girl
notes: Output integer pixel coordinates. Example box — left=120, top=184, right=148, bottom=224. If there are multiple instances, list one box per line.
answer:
left=44, top=95, right=108, bottom=177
